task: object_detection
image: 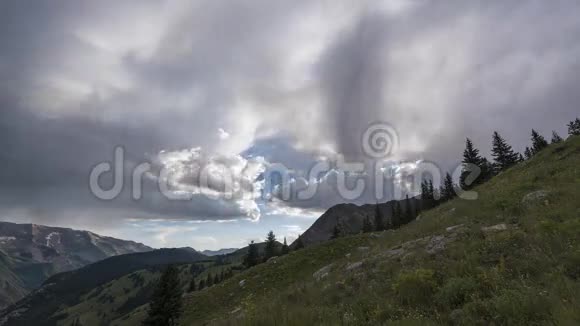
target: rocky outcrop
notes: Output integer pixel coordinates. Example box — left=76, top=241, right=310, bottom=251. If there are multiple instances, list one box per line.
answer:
left=313, top=264, right=334, bottom=281
left=293, top=198, right=422, bottom=248
left=345, top=261, right=363, bottom=271
left=481, top=223, right=508, bottom=232
left=522, top=190, right=550, bottom=206
left=382, top=225, right=466, bottom=260
left=481, top=223, right=519, bottom=234
left=380, top=222, right=518, bottom=261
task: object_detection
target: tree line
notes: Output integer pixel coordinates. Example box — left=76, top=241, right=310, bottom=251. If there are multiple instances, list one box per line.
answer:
left=423, top=116, right=579, bottom=205
left=188, top=267, right=234, bottom=292
left=143, top=262, right=237, bottom=325
left=243, top=231, right=290, bottom=268
left=342, top=116, right=580, bottom=237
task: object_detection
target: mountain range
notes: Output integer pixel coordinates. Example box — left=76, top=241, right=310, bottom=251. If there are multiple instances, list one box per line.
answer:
left=200, top=248, right=238, bottom=256
left=0, top=241, right=280, bottom=325
left=0, top=248, right=210, bottom=325
left=0, top=222, right=151, bottom=308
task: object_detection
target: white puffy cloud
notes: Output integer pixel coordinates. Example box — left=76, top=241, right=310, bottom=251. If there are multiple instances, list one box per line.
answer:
left=149, top=147, right=267, bottom=220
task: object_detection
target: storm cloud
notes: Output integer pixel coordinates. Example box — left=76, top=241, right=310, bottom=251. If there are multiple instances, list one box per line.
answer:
left=1, top=0, right=579, bottom=235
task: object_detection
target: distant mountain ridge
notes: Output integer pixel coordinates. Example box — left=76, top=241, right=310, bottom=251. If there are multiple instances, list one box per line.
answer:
left=0, top=241, right=286, bottom=325
left=201, top=248, right=238, bottom=256
left=0, top=248, right=210, bottom=326
left=294, top=198, right=422, bottom=248
left=0, top=221, right=152, bottom=307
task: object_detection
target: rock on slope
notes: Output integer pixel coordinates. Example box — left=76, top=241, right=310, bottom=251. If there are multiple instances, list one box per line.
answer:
left=0, top=221, right=151, bottom=307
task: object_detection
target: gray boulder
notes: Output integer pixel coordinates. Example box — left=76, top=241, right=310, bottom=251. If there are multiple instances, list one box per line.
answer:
left=313, top=263, right=334, bottom=281
left=522, top=190, right=550, bottom=206
left=481, top=223, right=509, bottom=232
left=345, top=261, right=363, bottom=271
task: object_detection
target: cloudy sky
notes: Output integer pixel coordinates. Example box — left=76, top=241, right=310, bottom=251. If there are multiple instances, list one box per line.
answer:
left=1, top=0, right=578, bottom=249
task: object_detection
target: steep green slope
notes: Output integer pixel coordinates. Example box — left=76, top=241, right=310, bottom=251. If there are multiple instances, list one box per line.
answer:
left=174, top=135, right=580, bottom=325
left=0, top=252, right=29, bottom=308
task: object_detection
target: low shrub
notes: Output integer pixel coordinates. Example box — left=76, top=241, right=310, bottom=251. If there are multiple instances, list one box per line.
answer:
left=393, top=269, right=437, bottom=307
left=435, top=276, right=479, bottom=308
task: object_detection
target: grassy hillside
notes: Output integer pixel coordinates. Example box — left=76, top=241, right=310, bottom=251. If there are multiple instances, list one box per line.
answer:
left=0, top=222, right=151, bottom=308
left=0, top=252, right=30, bottom=307
left=172, top=135, right=580, bottom=325
left=0, top=242, right=281, bottom=325
left=54, top=262, right=229, bottom=326
left=0, top=248, right=211, bottom=325
left=110, top=262, right=239, bottom=326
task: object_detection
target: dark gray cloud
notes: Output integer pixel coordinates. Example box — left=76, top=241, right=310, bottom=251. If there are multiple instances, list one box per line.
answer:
left=1, top=0, right=579, bottom=232
left=317, top=13, right=390, bottom=160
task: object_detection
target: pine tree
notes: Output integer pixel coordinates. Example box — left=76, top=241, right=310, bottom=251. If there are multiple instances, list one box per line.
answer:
left=420, top=180, right=435, bottom=210
left=293, top=234, right=305, bottom=250
left=213, top=273, right=220, bottom=285
left=404, top=195, right=414, bottom=224
left=441, top=173, right=456, bottom=202
left=189, top=264, right=202, bottom=276
left=524, top=147, right=533, bottom=160
left=491, top=131, right=519, bottom=172
left=530, top=129, right=548, bottom=155
left=427, top=180, right=435, bottom=200
left=374, top=202, right=384, bottom=231
left=281, top=237, right=289, bottom=255
left=264, top=231, right=278, bottom=259
left=188, top=278, right=197, bottom=292
left=480, top=157, right=492, bottom=179
left=392, top=201, right=402, bottom=229
left=421, top=180, right=429, bottom=199
left=551, top=131, right=563, bottom=143
left=388, top=203, right=395, bottom=229
left=568, top=117, right=580, bottom=136
left=243, top=241, right=260, bottom=267
left=460, top=138, right=487, bottom=189
left=198, top=279, right=205, bottom=290
left=362, top=216, right=373, bottom=233
left=143, top=265, right=183, bottom=326
left=206, top=273, right=213, bottom=287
